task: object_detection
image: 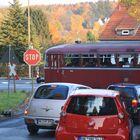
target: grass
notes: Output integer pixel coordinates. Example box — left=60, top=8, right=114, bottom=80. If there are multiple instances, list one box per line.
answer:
left=0, top=90, right=29, bottom=112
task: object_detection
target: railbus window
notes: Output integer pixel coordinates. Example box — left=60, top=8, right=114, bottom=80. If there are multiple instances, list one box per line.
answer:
left=63, top=53, right=139, bottom=68
left=138, top=54, right=140, bottom=66
left=64, top=54, right=80, bottom=67
left=118, top=54, right=135, bottom=67
left=81, top=54, right=97, bottom=67
left=99, top=54, right=114, bottom=67
left=45, top=55, right=48, bottom=67
left=64, top=54, right=98, bottom=67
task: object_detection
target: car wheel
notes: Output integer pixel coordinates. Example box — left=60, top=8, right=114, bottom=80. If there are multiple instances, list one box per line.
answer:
left=27, top=125, right=39, bottom=135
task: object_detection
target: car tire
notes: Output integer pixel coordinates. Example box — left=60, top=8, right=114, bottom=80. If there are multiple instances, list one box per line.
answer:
left=27, top=125, right=39, bottom=135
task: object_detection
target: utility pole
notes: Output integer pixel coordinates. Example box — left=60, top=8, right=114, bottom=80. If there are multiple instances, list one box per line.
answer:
left=8, top=45, right=11, bottom=109
left=28, top=0, right=31, bottom=79
left=28, top=0, right=34, bottom=94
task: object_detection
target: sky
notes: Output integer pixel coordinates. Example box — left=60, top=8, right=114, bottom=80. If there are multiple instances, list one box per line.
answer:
left=0, top=0, right=117, bottom=7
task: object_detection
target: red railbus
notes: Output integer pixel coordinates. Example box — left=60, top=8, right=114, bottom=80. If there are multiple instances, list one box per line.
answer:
left=44, top=41, right=140, bottom=88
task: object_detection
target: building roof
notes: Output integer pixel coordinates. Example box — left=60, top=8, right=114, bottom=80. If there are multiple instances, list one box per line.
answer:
left=100, top=4, right=140, bottom=41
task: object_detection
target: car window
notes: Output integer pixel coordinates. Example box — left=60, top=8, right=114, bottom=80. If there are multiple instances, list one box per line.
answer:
left=66, top=96, right=118, bottom=116
left=34, top=85, right=69, bottom=100
left=109, top=86, right=137, bottom=98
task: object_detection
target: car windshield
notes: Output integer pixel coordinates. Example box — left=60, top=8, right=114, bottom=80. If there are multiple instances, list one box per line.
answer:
left=109, top=86, right=136, bottom=98
left=66, top=96, right=118, bottom=116
left=34, top=85, right=69, bottom=100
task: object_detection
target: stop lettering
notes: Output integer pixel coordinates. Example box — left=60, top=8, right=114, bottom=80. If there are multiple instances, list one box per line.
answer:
left=25, top=54, right=39, bottom=61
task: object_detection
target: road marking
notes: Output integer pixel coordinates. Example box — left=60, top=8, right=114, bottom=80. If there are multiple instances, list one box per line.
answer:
left=1, top=82, right=8, bottom=84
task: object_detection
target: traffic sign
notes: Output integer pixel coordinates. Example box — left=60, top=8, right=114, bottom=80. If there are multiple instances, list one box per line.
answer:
left=24, top=49, right=41, bottom=65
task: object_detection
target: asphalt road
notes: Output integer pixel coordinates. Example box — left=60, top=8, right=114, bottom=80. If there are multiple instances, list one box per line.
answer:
left=0, top=79, right=41, bottom=92
left=0, top=117, right=55, bottom=140
left=0, top=79, right=140, bottom=139
left=0, top=116, right=140, bottom=140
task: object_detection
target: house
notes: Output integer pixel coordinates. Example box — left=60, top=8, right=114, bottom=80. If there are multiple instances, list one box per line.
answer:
left=100, top=4, right=140, bottom=41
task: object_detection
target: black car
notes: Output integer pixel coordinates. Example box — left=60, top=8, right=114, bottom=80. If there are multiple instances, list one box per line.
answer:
left=36, top=77, right=45, bottom=83
left=108, top=83, right=140, bottom=124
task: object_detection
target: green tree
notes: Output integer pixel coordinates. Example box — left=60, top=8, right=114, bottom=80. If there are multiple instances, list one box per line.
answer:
left=87, top=31, right=95, bottom=42
left=0, top=0, right=28, bottom=63
left=29, top=8, right=52, bottom=53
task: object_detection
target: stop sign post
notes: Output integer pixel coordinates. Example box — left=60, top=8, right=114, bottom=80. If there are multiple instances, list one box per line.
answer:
left=24, top=49, right=41, bottom=94
left=24, top=49, right=41, bottom=65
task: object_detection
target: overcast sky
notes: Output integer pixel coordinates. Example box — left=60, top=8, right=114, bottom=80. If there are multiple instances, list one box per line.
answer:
left=0, top=0, right=117, bottom=7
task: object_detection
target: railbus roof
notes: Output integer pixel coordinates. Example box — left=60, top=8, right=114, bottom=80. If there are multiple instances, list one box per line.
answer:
left=46, top=41, right=140, bottom=54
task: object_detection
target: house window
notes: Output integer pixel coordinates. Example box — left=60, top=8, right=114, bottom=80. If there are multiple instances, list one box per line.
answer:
left=121, top=30, right=130, bottom=35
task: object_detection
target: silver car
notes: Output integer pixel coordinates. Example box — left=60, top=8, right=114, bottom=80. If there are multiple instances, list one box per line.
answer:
left=24, top=82, right=91, bottom=134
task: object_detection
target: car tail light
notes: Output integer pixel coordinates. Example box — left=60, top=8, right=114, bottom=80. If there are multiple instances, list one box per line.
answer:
left=132, top=99, right=138, bottom=107
left=24, top=108, right=29, bottom=115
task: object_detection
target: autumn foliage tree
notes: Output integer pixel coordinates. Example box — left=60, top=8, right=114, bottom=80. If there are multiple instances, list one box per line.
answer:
left=120, top=0, right=140, bottom=21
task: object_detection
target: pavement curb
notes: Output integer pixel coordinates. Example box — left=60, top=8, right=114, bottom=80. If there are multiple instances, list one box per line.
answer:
left=0, top=110, right=24, bottom=122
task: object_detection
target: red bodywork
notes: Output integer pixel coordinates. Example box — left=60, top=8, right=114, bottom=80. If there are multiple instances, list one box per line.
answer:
left=44, top=68, right=140, bottom=88
left=55, top=93, right=130, bottom=140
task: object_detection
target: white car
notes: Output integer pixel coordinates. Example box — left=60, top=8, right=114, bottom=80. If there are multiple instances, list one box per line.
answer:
left=24, top=82, right=91, bottom=134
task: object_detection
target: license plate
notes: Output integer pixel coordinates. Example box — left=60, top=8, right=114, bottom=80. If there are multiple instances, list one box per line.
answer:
left=37, top=119, right=54, bottom=126
left=78, top=136, right=104, bottom=140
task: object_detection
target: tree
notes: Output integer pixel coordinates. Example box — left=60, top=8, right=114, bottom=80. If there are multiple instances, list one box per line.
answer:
left=71, top=15, right=84, bottom=31
left=0, top=0, right=28, bottom=63
left=29, top=8, right=52, bottom=52
left=120, top=0, right=140, bottom=21
left=87, top=31, right=95, bottom=42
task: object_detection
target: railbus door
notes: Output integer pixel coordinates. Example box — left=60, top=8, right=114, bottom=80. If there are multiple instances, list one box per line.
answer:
left=45, top=54, right=64, bottom=82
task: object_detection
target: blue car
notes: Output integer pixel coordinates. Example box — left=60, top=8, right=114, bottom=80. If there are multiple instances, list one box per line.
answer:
left=108, top=83, right=140, bottom=124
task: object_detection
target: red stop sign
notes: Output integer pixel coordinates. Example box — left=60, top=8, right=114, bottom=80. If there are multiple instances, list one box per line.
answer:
left=24, top=49, right=41, bottom=65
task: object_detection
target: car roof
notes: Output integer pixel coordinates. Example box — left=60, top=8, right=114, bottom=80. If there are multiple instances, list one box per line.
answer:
left=38, top=82, right=91, bottom=88
left=108, top=83, right=140, bottom=88
left=71, top=89, right=119, bottom=97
